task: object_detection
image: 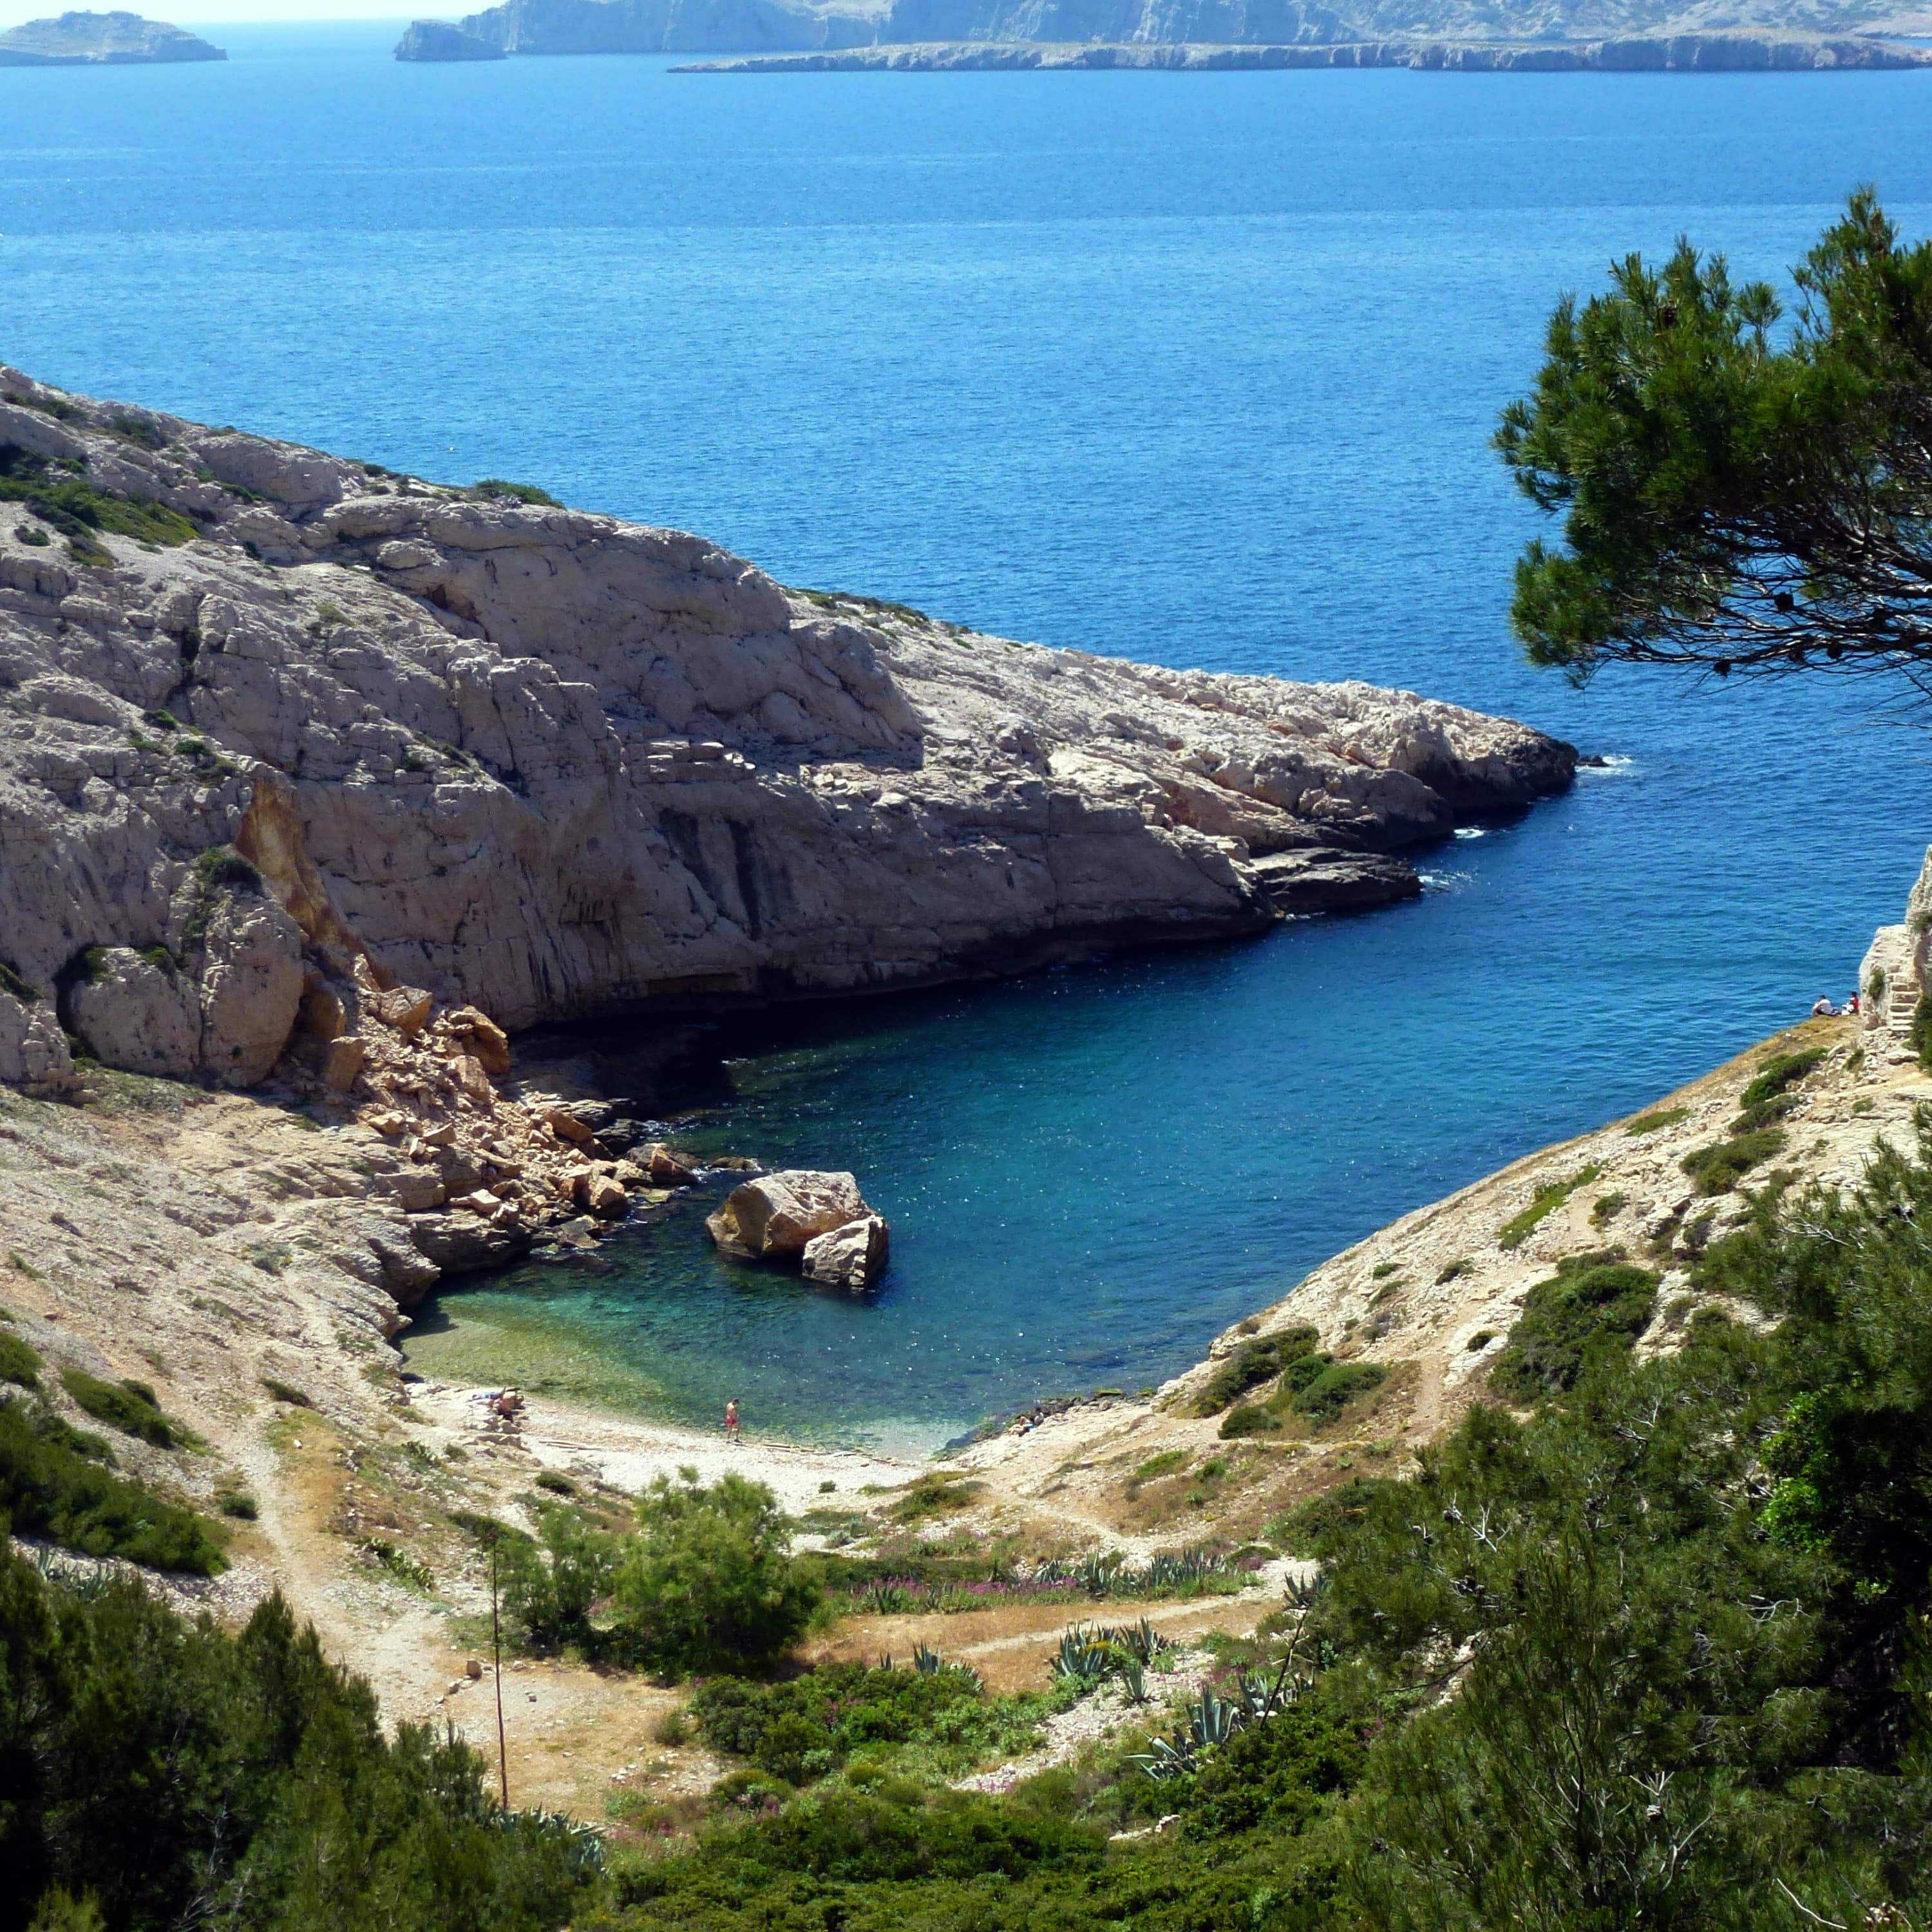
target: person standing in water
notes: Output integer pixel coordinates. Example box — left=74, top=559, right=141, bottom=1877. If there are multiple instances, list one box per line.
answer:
left=724, top=1397, right=741, bottom=1446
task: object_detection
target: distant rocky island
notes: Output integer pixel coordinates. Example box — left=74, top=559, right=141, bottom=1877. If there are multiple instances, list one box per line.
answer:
left=393, top=0, right=1932, bottom=60
left=0, top=8, right=223, bottom=63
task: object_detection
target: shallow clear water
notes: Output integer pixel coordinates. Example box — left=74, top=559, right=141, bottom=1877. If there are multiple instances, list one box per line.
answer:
left=7, top=30, right=1932, bottom=1445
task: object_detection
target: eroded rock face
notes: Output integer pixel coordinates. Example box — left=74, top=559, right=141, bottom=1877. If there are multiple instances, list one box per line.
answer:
left=67, top=947, right=200, bottom=1076
left=0, top=367, right=1575, bottom=1086
left=707, top=1170, right=871, bottom=1258
left=802, top=1213, right=889, bottom=1291
left=0, top=990, right=75, bottom=1096
left=195, top=894, right=306, bottom=1086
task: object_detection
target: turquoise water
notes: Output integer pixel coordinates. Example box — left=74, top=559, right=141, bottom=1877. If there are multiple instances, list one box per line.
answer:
left=6, top=30, right=1932, bottom=1444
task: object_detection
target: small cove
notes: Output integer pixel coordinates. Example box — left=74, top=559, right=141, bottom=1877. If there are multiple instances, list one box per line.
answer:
left=6, top=33, right=1931, bottom=1444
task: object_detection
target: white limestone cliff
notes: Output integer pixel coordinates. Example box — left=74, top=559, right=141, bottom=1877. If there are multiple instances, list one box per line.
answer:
left=0, top=366, right=1573, bottom=1102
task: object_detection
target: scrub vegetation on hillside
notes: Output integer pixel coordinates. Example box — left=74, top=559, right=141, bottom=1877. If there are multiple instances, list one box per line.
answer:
left=13, top=1112, right=1932, bottom=1928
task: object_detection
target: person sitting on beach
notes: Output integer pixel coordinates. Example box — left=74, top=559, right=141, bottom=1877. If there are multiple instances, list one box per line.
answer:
left=724, top=1397, right=741, bottom=1445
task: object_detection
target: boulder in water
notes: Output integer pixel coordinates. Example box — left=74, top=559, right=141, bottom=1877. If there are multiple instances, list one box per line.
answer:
left=802, top=1214, right=889, bottom=1291
left=706, top=1170, right=872, bottom=1258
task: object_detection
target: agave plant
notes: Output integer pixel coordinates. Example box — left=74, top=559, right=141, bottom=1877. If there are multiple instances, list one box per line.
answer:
left=1128, top=1734, right=1195, bottom=1782
left=1114, top=1656, right=1149, bottom=1705
left=1113, top=1616, right=1171, bottom=1667
left=913, top=1643, right=945, bottom=1674
left=1050, top=1625, right=1115, bottom=1687
left=861, top=1580, right=914, bottom=1615
left=1188, top=1686, right=1243, bottom=1750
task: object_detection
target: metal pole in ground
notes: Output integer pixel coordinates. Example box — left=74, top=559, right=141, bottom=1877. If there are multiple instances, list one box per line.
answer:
left=492, top=1535, right=509, bottom=1810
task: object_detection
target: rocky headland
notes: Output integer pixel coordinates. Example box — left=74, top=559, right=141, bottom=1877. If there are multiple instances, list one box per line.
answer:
left=395, top=17, right=509, bottom=57
left=0, top=9, right=224, bottom=63
left=0, top=366, right=1569, bottom=1108
left=680, top=30, right=1932, bottom=66
left=393, top=0, right=1932, bottom=59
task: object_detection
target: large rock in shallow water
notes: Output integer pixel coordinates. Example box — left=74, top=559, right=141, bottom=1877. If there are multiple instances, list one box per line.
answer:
left=802, top=1213, right=889, bottom=1291
left=707, top=1170, right=872, bottom=1258
left=1248, top=849, right=1422, bottom=915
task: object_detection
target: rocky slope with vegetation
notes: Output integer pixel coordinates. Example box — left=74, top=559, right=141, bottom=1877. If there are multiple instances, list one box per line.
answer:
left=6, top=855, right=1930, bottom=1929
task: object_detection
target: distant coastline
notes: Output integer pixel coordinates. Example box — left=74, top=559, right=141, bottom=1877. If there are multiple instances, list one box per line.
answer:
left=671, top=32, right=1932, bottom=71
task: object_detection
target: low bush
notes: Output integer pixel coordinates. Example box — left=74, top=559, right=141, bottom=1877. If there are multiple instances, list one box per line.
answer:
left=1736, top=1046, right=1827, bottom=1130
left=1487, top=1255, right=1660, bottom=1403
left=692, top=1660, right=1059, bottom=1786
left=888, top=1472, right=985, bottom=1522
left=59, top=1368, right=185, bottom=1448
left=1681, top=1125, right=1786, bottom=1196
left=0, top=1330, right=41, bottom=1388
left=1218, top=1402, right=1280, bottom=1439
left=1194, top=1325, right=1320, bottom=1416
left=0, top=1397, right=224, bottom=1573
left=0, top=442, right=196, bottom=564
left=1285, top=1361, right=1388, bottom=1425
left=1623, top=1104, right=1692, bottom=1135
left=471, top=477, right=562, bottom=506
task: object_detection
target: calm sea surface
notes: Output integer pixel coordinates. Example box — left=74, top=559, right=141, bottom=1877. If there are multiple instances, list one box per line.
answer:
left=6, top=28, right=1932, bottom=1448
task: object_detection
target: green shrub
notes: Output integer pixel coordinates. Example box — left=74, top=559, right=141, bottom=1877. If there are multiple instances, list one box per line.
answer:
left=1623, top=1104, right=1691, bottom=1135
left=1130, top=1449, right=1189, bottom=1482
left=0, top=442, right=196, bottom=562
left=1286, top=1361, right=1388, bottom=1425
left=1488, top=1257, right=1659, bottom=1403
left=692, top=1661, right=1069, bottom=1795
left=1681, top=1126, right=1786, bottom=1196
left=191, top=845, right=263, bottom=896
left=607, top=1470, right=819, bottom=1678
left=260, top=1376, right=314, bottom=1408
left=502, top=1502, right=614, bottom=1650
left=0, top=1329, right=42, bottom=1387
left=0, top=1399, right=223, bottom=1572
left=1218, top=1402, right=1281, bottom=1439
left=1913, top=991, right=1932, bottom=1075
left=59, top=1368, right=184, bottom=1448
left=534, top=1469, right=577, bottom=1495
left=889, top=1472, right=985, bottom=1522
left=0, top=958, right=38, bottom=1003
left=1735, top=1046, right=1826, bottom=1129
left=1194, top=1325, right=1320, bottom=1415
left=1497, top=1164, right=1600, bottom=1250
left=471, top=477, right=562, bottom=506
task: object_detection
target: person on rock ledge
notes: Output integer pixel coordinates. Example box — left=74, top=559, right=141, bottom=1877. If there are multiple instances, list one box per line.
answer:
left=724, top=1397, right=741, bottom=1446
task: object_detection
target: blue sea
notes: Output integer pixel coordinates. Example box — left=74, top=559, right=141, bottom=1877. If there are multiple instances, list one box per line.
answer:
left=6, top=26, right=1931, bottom=1449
